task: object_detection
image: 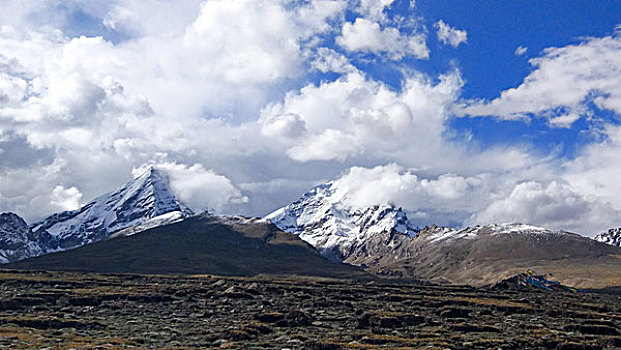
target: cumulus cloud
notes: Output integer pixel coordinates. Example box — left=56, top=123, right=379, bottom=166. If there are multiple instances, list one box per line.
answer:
left=461, top=30, right=621, bottom=126
left=470, top=181, right=621, bottom=235
left=311, top=47, right=355, bottom=74
left=133, top=162, right=247, bottom=212
left=337, top=18, right=429, bottom=60
left=328, top=164, right=504, bottom=228
left=435, top=20, right=467, bottom=48
left=260, top=114, right=307, bottom=139
left=326, top=164, right=621, bottom=234
left=563, top=124, right=621, bottom=212
left=354, top=0, right=395, bottom=21
left=261, top=69, right=530, bottom=173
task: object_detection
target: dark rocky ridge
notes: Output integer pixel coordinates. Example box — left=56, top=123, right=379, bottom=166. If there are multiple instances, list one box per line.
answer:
left=9, top=214, right=369, bottom=280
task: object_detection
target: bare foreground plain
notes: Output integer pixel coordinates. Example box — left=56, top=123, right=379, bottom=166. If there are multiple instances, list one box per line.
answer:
left=0, top=270, right=619, bottom=350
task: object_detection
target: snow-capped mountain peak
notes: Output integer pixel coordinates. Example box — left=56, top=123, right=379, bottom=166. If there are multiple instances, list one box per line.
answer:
left=265, top=182, right=418, bottom=261
left=30, top=167, right=194, bottom=250
left=593, top=228, right=621, bottom=247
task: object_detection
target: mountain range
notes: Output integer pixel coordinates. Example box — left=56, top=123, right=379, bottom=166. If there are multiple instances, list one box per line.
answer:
left=2, top=167, right=621, bottom=289
left=265, top=183, right=621, bottom=288
left=10, top=213, right=369, bottom=279
left=0, top=168, right=192, bottom=263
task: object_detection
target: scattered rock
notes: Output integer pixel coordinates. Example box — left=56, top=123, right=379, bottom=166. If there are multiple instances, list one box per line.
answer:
left=564, top=324, right=619, bottom=335
left=449, top=323, right=501, bottom=333
left=439, top=307, right=470, bottom=319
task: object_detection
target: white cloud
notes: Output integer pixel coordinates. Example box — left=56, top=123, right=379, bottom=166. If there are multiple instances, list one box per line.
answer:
left=311, top=47, right=355, bottom=74
left=337, top=18, right=429, bottom=60
left=102, top=1, right=203, bottom=37
left=461, top=31, right=621, bottom=126
left=355, top=0, right=396, bottom=21
left=326, top=164, right=621, bottom=234
left=261, top=69, right=530, bottom=174
left=563, top=124, right=621, bottom=213
left=435, top=20, right=467, bottom=48
left=133, top=162, right=248, bottom=212
left=514, top=45, right=527, bottom=56
left=288, top=129, right=361, bottom=162
left=184, top=0, right=302, bottom=85
left=260, top=113, right=307, bottom=139
left=470, top=181, right=621, bottom=235
left=327, top=164, right=509, bottom=228
left=51, top=185, right=82, bottom=211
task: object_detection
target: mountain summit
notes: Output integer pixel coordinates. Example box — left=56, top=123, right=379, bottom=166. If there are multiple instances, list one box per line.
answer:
left=29, top=167, right=193, bottom=252
left=265, top=182, right=418, bottom=262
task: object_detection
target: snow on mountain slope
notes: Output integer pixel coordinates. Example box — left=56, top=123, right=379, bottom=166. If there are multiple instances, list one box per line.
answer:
left=264, top=179, right=606, bottom=276
left=594, top=228, right=621, bottom=247
left=0, top=212, right=59, bottom=263
left=422, top=223, right=566, bottom=243
left=265, top=182, right=418, bottom=262
left=31, top=167, right=194, bottom=250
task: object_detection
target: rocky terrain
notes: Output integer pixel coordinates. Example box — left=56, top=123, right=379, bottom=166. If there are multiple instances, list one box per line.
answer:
left=0, top=269, right=619, bottom=350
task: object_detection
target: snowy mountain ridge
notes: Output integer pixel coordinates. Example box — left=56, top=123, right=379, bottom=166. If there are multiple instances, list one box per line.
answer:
left=0, top=212, right=59, bottom=263
left=265, top=182, right=419, bottom=261
left=594, top=228, right=621, bottom=247
left=265, top=180, right=584, bottom=266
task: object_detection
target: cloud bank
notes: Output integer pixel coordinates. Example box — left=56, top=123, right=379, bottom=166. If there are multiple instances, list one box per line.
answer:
left=0, top=0, right=620, bottom=237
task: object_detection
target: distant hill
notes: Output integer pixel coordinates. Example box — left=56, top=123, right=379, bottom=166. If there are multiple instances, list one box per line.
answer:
left=9, top=214, right=370, bottom=280
left=365, top=224, right=621, bottom=289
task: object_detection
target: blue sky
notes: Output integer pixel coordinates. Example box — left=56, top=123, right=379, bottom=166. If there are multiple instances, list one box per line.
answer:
left=331, top=0, right=621, bottom=159
left=0, top=0, right=620, bottom=234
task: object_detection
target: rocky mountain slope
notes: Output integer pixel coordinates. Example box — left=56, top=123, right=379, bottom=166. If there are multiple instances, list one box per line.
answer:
left=594, top=228, right=621, bottom=247
left=30, top=167, right=193, bottom=251
left=10, top=213, right=370, bottom=279
left=267, top=184, right=621, bottom=289
left=0, top=212, right=59, bottom=263
left=375, top=223, right=621, bottom=288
